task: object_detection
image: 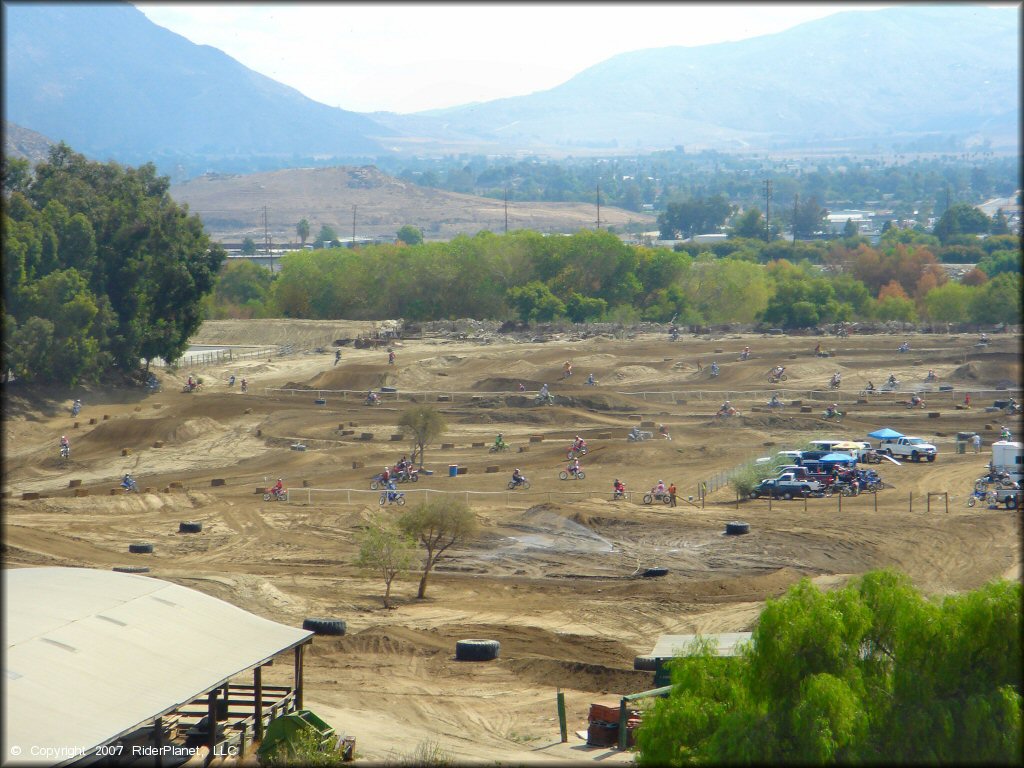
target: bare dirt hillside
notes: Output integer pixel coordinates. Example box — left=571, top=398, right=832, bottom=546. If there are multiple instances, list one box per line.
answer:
left=169, top=166, right=655, bottom=242
left=3, top=323, right=1020, bottom=764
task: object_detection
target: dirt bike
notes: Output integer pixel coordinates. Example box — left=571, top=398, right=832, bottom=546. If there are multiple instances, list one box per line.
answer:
left=488, top=442, right=509, bottom=453
left=365, top=396, right=380, bottom=406
left=122, top=477, right=139, bottom=493
left=240, top=381, right=248, bottom=393
left=370, top=474, right=392, bottom=490
left=60, top=444, right=70, bottom=459
left=967, top=489, right=997, bottom=507
left=612, top=488, right=626, bottom=500
left=558, top=469, right=585, bottom=481
left=263, top=488, right=289, bottom=502
left=716, top=408, right=740, bottom=418
left=642, top=491, right=672, bottom=505
left=709, top=368, right=720, bottom=378
left=767, top=399, right=784, bottom=409
left=822, top=410, right=844, bottom=421
left=907, top=400, right=926, bottom=409
left=379, top=490, right=406, bottom=505
left=507, top=478, right=531, bottom=490
left=70, top=402, right=81, bottom=417
left=1004, top=403, right=1022, bottom=415
left=535, top=393, right=554, bottom=406
left=182, top=382, right=202, bottom=393
left=395, top=468, right=419, bottom=483
left=828, top=380, right=841, bottom=390
left=146, top=373, right=160, bottom=392
left=567, top=444, right=588, bottom=460
left=768, top=373, right=788, bottom=383
left=628, top=430, right=652, bottom=442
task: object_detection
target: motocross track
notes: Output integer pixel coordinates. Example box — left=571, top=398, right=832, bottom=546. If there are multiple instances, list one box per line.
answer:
left=3, top=322, right=1021, bottom=765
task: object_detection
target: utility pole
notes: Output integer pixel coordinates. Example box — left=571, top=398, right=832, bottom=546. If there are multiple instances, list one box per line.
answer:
left=263, top=206, right=273, bottom=273
left=763, top=180, right=773, bottom=242
left=504, top=187, right=509, bottom=234
left=595, top=184, right=601, bottom=229
left=352, top=205, right=357, bottom=248
left=792, top=192, right=799, bottom=244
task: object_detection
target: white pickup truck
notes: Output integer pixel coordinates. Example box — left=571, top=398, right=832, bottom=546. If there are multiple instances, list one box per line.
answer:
left=879, top=436, right=937, bottom=462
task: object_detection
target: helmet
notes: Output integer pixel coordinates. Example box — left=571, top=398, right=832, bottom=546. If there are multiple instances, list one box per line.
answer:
left=278, top=478, right=283, bottom=482
left=515, top=468, right=521, bottom=472
left=659, top=480, right=663, bottom=484
left=61, top=435, right=66, bottom=440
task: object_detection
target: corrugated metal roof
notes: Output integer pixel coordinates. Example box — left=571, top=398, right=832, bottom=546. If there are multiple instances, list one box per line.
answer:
left=3, top=567, right=312, bottom=766
left=649, top=632, right=752, bottom=658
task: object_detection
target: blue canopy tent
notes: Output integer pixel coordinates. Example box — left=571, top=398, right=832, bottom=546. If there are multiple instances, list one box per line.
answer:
left=868, top=427, right=904, bottom=440
left=819, top=452, right=857, bottom=465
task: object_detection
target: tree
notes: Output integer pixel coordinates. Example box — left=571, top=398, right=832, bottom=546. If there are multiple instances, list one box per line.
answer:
left=978, top=249, right=1022, bottom=278
left=396, top=225, right=424, bottom=246
left=240, top=236, right=258, bottom=256
left=398, top=499, right=478, bottom=599
left=932, top=203, right=990, bottom=243
left=296, top=218, right=310, bottom=247
left=636, top=570, right=1021, bottom=766
left=356, top=516, right=416, bottom=608
left=398, top=405, right=447, bottom=468
left=969, top=272, right=1022, bottom=325
left=506, top=281, right=565, bottom=322
left=790, top=196, right=826, bottom=240
left=729, top=208, right=765, bottom=239
left=316, top=224, right=338, bottom=247
left=842, top=218, right=859, bottom=239
left=923, top=282, right=976, bottom=323
left=658, top=196, right=733, bottom=239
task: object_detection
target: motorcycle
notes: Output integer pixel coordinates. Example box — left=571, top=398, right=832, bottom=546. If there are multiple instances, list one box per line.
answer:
left=70, top=402, right=81, bottom=417
left=628, top=430, right=652, bottom=442
left=240, top=380, right=248, bottom=393
left=122, top=477, right=139, bottom=493
left=767, top=399, right=784, bottom=409
left=709, top=366, right=720, bottom=378
left=967, top=489, right=997, bottom=508
left=488, top=442, right=509, bottom=453
left=768, top=372, right=788, bottom=384
left=395, top=467, right=419, bottom=483
left=567, top=443, right=588, bottom=460
left=828, top=380, right=841, bottom=390
left=60, top=444, right=70, bottom=459
left=263, top=487, right=289, bottom=502
left=145, top=373, right=160, bottom=392
left=535, top=393, right=555, bottom=406
left=507, top=478, right=531, bottom=490
left=379, top=490, right=406, bottom=506
left=907, top=399, right=926, bottom=409
left=612, top=488, right=626, bottom=500
left=558, top=469, right=586, bottom=481
left=642, top=491, right=672, bottom=505
left=822, top=409, right=844, bottom=421
left=182, top=381, right=202, bottom=393
left=365, top=395, right=380, bottom=406
left=716, top=407, right=740, bottom=418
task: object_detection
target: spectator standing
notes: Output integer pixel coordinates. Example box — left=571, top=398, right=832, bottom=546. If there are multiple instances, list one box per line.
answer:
left=972, top=433, right=982, bottom=454
left=668, top=482, right=677, bottom=507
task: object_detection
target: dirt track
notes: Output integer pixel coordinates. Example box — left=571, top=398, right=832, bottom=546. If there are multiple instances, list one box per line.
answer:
left=3, top=322, right=1021, bottom=764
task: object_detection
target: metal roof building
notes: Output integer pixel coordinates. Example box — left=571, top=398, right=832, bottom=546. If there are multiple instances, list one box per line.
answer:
left=3, top=567, right=312, bottom=766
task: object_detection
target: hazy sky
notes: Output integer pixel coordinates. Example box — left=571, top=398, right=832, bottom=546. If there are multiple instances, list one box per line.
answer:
left=134, top=2, right=899, bottom=114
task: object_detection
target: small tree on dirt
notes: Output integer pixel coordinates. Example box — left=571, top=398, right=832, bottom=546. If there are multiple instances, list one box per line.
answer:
left=356, top=516, right=417, bottom=608
left=398, top=405, right=447, bottom=467
left=399, top=499, right=478, bottom=599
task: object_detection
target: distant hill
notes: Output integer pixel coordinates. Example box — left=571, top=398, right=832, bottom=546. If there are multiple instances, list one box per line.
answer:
left=3, top=2, right=1018, bottom=178
left=168, top=166, right=654, bottom=242
left=2, top=121, right=56, bottom=164
left=3, top=2, right=392, bottom=172
left=379, top=5, right=1019, bottom=154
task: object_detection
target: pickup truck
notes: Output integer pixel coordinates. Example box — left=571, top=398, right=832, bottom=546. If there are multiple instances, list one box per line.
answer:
left=750, top=474, right=824, bottom=499
left=879, top=436, right=937, bottom=462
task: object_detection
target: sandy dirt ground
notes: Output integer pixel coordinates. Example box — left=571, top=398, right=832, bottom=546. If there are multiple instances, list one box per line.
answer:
left=3, top=322, right=1021, bottom=765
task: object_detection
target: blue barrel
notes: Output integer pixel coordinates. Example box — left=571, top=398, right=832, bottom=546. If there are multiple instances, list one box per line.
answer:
left=449, top=464, right=458, bottom=477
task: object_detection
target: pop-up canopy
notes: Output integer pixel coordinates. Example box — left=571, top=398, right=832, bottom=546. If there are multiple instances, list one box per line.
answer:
left=867, top=427, right=904, bottom=440
left=819, top=452, right=857, bottom=463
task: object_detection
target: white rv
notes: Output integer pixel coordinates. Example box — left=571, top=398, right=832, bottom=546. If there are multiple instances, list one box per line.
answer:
left=988, top=440, right=1022, bottom=508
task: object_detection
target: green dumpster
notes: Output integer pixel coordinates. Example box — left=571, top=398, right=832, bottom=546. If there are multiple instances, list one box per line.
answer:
left=257, top=709, right=336, bottom=760
left=955, top=441, right=966, bottom=454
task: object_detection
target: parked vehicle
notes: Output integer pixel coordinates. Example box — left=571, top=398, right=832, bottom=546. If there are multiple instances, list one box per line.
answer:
left=750, top=476, right=823, bottom=500
left=879, top=436, right=938, bottom=462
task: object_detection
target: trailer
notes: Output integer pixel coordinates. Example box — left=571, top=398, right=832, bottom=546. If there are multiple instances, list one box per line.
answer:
left=987, top=440, right=1022, bottom=508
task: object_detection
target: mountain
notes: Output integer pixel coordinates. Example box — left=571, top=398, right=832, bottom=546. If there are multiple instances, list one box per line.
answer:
left=3, top=3, right=1018, bottom=177
left=378, top=5, right=1019, bottom=154
left=2, top=1, right=392, bottom=171
left=2, top=120, right=56, bottom=164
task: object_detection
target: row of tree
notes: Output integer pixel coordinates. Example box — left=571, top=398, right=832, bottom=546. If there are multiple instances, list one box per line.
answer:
left=637, top=570, right=1020, bottom=764
left=3, top=145, right=225, bottom=384
left=206, top=226, right=1021, bottom=328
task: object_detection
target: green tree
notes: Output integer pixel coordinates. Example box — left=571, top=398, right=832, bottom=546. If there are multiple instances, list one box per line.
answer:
left=637, top=571, right=1021, bottom=766
left=932, top=203, right=991, bottom=244
left=658, top=196, right=733, bottom=240
left=396, top=225, right=424, bottom=246
left=398, top=499, right=478, bottom=599
left=398, top=405, right=447, bottom=468
left=356, top=516, right=417, bottom=608
left=842, top=218, right=859, bottom=239
left=969, top=272, right=1022, bottom=325
left=296, top=218, right=310, bottom=247
left=241, top=236, right=258, bottom=255
left=729, top=207, right=765, bottom=239
left=316, top=224, right=338, bottom=246
left=506, top=281, right=565, bottom=322
left=923, top=282, right=977, bottom=323
left=977, top=249, right=1022, bottom=278
left=872, top=294, right=918, bottom=322
left=790, top=196, right=826, bottom=240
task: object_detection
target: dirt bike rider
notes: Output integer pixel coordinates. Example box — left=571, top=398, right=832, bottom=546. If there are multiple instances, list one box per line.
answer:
left=1000, top=426, right=1012, bottom=441
left=652, top=479, right=667, bottom=498
left=388, top=350, right=396, bottom=365
left=493, top=433, right=506, bottom=450
left=925, top=369, right=936, bottom=381
left=122, top=473, right=136, bottom=491
left=511, top=468, right=526, bottom=487
left=586, top=373, right=596, bottom=385
left=718, top=400, right=733, bottom=415
left=865, top=381, right=875, bottom=393
left=910, top=393, right=923, bottom=407
left=380, top=465, right=391, bottom=484
left=395, top=456, right=409, bottom=477
left=563, top=360, right=572, bottom=377
left=518, top=382, right=526, bottom=392
left=59, top=434, right=70, bottom=456
left=271, top=478, right=284, bottom=497
left=898, top=341, right=910, bottom=353
left=825, top=403, right=840, bottom=417
left=709, top=361, right=720, bottom=376
left=572, top=435, right=586, bottom=453
left=830, top=371, right=842, bottom=388
left=613, top=479, right=626, bottom=497
left=770, top=365, right=785, bottom=380
left=538, top=383, right=550, bottom=402
left=768, top=393, right=782, bottom=408
left=186, top=375, right=195, bottom=391
left=566, top=457, right=581, bottom=477
left=887, top=373, right=898, bottom=387
left=740, top=346, right=750, bottom=360
left=240, top=377, right=248, bottom=393
left=366, top=390, right=379, bottom=404
left=71, top=399, right=81, bottom=415
left=629, top=426, right=642, bottom=441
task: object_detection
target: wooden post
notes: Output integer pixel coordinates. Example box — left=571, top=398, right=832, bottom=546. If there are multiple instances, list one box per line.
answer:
left=155, top=717, right=163, bottom=768
left=294, top=644, right=304, bottom=710
left=909, top=492, right=913, bottom=514
left=874, top=491, right=878, bottom=513
left=255, top=666, right=264, bottom=741
left=945, top=492, right=949, bottom=515
left=618, top=696, right=629, bottom=750
left=838, top=491, right=842, bottom=514
left=556, top=689, right=567, bottom=743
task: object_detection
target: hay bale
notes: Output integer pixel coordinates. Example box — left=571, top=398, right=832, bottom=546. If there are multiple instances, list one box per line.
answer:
left=109, top=488, right=119, bottom=495
left=68, top=479, right=82, bottom=488
left=74, top=488, right=89, bottom=497
left=153, top=440, right=164, bottom=448
left=529, top=435, right=544, bottom=443
left=597, top=433, right=612, bottom=440
left=256, top=429, right=262, bottom=437
left=169, top=481, right=183, bottom=489
left=210, top=478, right=226, bottom=487
left=486, top=465, right=499, bottom=473
left=518, top=446, right=530, bottom=453
left=928, top=412, right=940, bottom=418
left=22, top=492, right=40, bottom=500
left=103, top=414, right=110, bottom=420
left=152, top=403, right=162, bottom=409
left=714, top=348, right=724, bottom=354
left=352, top=461, right=364, bottom=469
left=640, top=420, right=655, bottom=429
left=391, top=434, right=404, bottom=441
left=360, top=433, right=374, bottom=440
left=134, top=406, right=142, bottom=412
left=857, top=398, right=868, bottom=404
left=437, top=395, right=451, bottom=402
left=456, top=466, right=467, bottom=475
left=471, top=442, right=485, bottom=448
left=244, top=408, right=252, bottom=414
left=121, top=448, right=131, bottom=456
left=73, top=421, right=79, bottom=429
left=441, top=443, right=455, bottom=449
left=791, top=400, right=802, bottom=406
left=800, top=406, right=813, bottom=413
left=89, top=418, right=97, bottom=425
left=302, top=479, right=310, bottom=487
left=341, top=429, right=355, bottom=436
